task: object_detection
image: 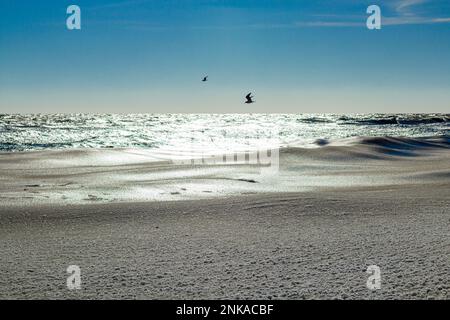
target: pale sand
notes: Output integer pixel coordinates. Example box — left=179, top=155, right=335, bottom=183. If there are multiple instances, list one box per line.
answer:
left=0, top=136, right=449, bottom=299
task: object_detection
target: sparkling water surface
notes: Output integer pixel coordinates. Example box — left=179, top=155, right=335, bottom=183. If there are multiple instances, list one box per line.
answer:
left=0, top=114, right=448, bottom=152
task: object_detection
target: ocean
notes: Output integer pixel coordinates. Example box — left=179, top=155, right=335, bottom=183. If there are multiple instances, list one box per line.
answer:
left=0, top=113, right=448, bottom=153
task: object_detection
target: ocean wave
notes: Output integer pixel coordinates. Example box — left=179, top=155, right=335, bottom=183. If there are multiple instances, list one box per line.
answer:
left=297, top=117, right=333, bottom=124
left=0, top=114, right=449, bottom=152
left=0, top=142, right=77, bottom=151
left=338, top=114, right=449, bottom=126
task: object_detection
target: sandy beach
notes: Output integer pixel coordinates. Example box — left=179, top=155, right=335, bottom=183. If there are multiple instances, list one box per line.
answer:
left=0, top=136, right=449, bottom=299
left=2, top=0, right=450, bottom=303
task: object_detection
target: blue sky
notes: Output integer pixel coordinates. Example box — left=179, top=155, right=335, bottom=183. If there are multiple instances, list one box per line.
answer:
left=1, top=0, right=449, bottom=113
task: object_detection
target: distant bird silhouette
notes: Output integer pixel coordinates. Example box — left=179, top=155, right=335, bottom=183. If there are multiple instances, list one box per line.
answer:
left=202, top=76, right=208, bottom=82
left=245, top=92, right=255, bottom=104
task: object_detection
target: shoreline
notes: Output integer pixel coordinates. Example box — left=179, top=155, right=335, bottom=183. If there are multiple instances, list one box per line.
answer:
left=0, top=135, right=449, bottom=206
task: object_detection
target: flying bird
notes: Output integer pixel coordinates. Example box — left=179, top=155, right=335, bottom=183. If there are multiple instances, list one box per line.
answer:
left=245, top=92, right=255, bottom=104
left=202, top=76, right=208, bottom=82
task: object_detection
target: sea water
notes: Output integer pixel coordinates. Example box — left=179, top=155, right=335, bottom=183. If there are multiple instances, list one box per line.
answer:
left=0, top=113, right=448, bottom=153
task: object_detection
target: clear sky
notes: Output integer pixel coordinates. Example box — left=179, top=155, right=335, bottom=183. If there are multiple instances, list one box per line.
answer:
left=1, top=0, right=449, bottom=113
